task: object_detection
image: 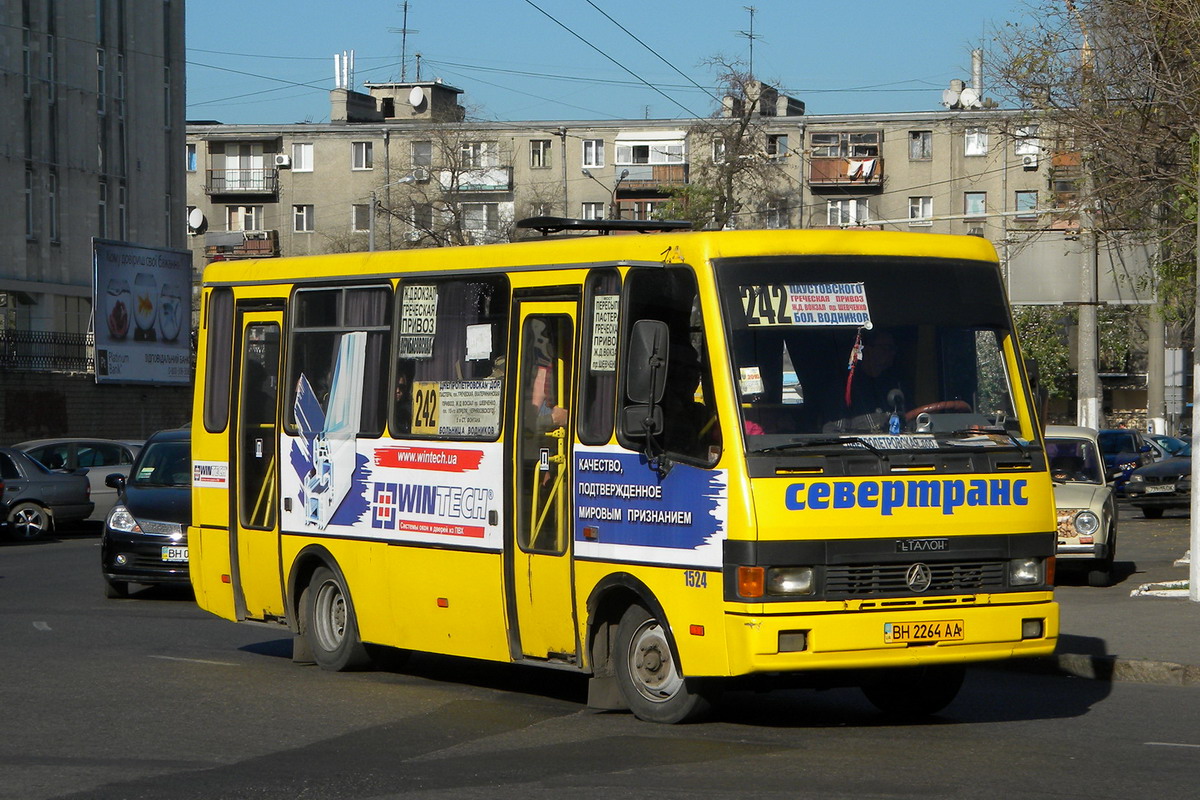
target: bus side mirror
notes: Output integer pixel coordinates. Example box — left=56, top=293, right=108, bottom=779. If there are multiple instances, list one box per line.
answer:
left=622, top=319, right=670, bottom=439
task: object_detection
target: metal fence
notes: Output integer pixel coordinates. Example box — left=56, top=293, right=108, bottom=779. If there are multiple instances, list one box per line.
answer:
left=0, top=330, right=93, bottom=374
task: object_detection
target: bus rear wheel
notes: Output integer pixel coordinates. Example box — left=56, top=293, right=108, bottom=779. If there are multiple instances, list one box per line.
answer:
left=614, top=604, right=712, bottom=724
left=305, top=566, right=371, bottom=671
left=860, top=664, right=965, bottom=718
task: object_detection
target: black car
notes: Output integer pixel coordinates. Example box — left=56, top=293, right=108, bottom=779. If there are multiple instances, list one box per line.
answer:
left=1097, top=428, right=1154, bottom=495
left=1125, top=444, right=1191, bottom=519
left=101, top=428, right=190, bottom=598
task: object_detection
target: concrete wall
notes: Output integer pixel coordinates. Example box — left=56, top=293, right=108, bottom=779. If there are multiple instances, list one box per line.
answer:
left=0, top=373, right=191, bottom=445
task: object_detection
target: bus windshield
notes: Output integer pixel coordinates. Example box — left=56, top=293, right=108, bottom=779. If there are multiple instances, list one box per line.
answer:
left=716, top=255, right=1028, bottom=451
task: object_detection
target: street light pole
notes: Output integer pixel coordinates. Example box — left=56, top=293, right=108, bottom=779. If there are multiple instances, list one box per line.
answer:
left=582, top=168, right=629, bottom=220
left=368, top=174, right=416, bottom=251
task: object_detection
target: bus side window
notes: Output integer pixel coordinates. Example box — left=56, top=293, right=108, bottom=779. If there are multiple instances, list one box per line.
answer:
left=578, top=268, right=621, bottom=445
left=619, top=267, right=721, bottom=465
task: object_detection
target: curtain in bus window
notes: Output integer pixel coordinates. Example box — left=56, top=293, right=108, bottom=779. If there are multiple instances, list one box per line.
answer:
left=344, top=287, right=389, bottom=433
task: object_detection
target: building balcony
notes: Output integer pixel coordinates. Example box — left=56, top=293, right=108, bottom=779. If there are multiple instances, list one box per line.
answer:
left=616, top=164, right=689, bottom=190
left=203, top=229, right=280, bottom=260
left=437, top=166, right=513, bottom=192
left=204, top=169, right=280, bottom=196
left=808, top=157, right=884, bottom=189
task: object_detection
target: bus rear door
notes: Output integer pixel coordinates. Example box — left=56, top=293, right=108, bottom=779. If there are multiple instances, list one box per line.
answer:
left=510, top=300, right=578, bottom=662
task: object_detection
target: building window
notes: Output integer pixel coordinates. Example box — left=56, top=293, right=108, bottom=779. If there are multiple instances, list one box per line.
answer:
left=581, top=202, right=604, bottom=220
left=96, top=48, right=106, bottom=115
left=293, top=204, right=315, bottom=232
left=964, top=192, right=987, bottom=218
left=908, top=196, right=933, bottom=226
left=461, top=141, right=498, bottom=169
left=530, top=139, right=551, bottom=169
left=98, top=179, right=108, bottom=238
left=48, top=170, right=59, bottom=242
left=615, top=141, right=684, bottom=165
left=352, top=141, right=374, bottom=170
left=827, top=198, right=869, bottom=226
left=462, top=202, right=499, bottom=231
left=766, top=133, right=788, bottom=158
left=965, top=127, right=988, bottom=157
left=582, top=138, right=604, bottom=168
left=631, top=200, right=663, bottom=221
left=909, top=130, right=933, bottom=160
left=811, top=131, right=880, bottom=158
left=292, top=142, right=313, bottom=172
left=25, top=168, right=36, bottom=238
left=185, top=142, right=197, bottom=172
left=764, top=199, right=788, bottom=228
left=411, top=203, right=433, bottom=236
left=1015, top=125, right=1040, bottom=156
left=226, top=205, right=262, bottom=231
left=412, top=140, right=433, bottom=167
left=712, top=138, right=726, bottom=164
left=352, top=203, right=371, bottom=232
left=1015, top=190, right=1038, bottom=219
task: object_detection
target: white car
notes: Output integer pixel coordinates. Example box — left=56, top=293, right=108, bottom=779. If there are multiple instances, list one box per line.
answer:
left=15, top=438, right=142, bottom=524
left=1044, top=425, right=1118, bottom=586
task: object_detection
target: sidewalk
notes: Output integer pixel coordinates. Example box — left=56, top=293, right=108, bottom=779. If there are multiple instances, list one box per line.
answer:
left=1044, top=548, right=1200, bottom=686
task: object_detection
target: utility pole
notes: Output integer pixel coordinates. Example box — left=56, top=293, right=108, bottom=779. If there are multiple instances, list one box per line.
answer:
left=1191, top=145, right=1200, bottom=601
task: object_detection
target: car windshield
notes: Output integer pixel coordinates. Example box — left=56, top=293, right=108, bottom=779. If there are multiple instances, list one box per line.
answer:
left=1046, top=438, right=1105, bottom=484
left=1098, top=430, right=1140, bottom=454
left=131, top=440, right=190, bottom=487
left=716, top=255, right=1029, bottom=452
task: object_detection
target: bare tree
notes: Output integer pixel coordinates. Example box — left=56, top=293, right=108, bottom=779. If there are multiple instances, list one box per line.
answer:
left=659, top=58, right=800, bottom=230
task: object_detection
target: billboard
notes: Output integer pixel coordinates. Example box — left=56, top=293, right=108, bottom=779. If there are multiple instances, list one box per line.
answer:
left=92, top=239, right=192, bottom=385
left=1006, top=230, right=1155, bottom=305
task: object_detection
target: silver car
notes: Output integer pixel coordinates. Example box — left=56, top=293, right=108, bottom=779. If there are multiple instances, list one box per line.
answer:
left=1, top=447, right=94, bottom=540
left=1045, top=425, right=1118, bottom=586
left=15, top=438, right=142, bottom=524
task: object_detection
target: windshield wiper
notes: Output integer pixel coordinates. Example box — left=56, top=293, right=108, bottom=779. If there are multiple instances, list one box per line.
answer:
left=750, top=436, right=886, bottom=459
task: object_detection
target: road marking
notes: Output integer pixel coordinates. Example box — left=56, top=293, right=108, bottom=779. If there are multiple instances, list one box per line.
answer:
left=149, top=655, right=239, bottom=667
left=33, top=621, right=51, bottom=631
left=1146, top=742, right=1200, bottom=749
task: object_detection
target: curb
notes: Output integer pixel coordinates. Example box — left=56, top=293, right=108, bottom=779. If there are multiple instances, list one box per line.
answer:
left=1040, top=653, right=1200, bottom=687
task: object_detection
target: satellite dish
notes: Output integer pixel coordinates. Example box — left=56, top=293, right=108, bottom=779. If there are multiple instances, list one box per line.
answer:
left=408, top=86, right=424, bottom=107
left=959, top=87, right=981, bottom=109
left=941, top=88, right=960, bottom=108
left=187, top=208, right=206, bottom=231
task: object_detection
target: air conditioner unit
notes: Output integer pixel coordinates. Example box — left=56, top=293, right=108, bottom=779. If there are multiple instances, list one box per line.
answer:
left=274, top=154, right=292, bottom=168
left=1021, top=154, right=1038, bottom=170
left=412, top=167, right=430, bottom=182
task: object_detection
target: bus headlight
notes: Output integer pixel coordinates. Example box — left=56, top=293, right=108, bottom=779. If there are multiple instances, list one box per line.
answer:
left=1073, top=510, right=1100, bottom=536
left=767, top=566, right=815, bottom=596
left=1009, top=557, right=1044, bottom=586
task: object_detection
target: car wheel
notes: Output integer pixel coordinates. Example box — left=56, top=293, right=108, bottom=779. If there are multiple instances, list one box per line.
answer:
left=861, top=664, right=965, bottom=718
left=304, top=565, right=372, bottom=672
left=613, top=604, right=714, bottom=723
left=5, top=502, right=53, bottom=540
left=1141, top=507, right=1164, bottom=519
left=104, top=579, right=129, bottom=599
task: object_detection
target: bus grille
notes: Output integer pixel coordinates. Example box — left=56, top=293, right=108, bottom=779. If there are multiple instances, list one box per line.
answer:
left=825, top=561, right=1006, bottom=597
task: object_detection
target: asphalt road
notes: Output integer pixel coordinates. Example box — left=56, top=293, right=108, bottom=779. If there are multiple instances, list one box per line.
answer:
left=3, top=521, right=1200, bottom=800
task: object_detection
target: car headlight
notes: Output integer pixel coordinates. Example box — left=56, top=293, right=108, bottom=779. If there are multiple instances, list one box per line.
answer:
left=1009, top=557, right=1045, bottom=586
left=1074, top=510, right=1100, bottom=536
left=767, top=566, right=815, bottom=596
left=106, top=504, right=142, bottom=533
left=1128, top=473, right=1145, bottom=484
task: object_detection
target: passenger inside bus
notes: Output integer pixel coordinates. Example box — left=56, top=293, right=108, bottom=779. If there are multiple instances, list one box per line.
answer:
left=840, top=328, right=910, bottom=421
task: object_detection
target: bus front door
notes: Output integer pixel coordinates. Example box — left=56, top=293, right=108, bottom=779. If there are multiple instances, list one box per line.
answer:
left=511, top=302, right=578, bottom=662
left=231, top=310, right=284, bottom=622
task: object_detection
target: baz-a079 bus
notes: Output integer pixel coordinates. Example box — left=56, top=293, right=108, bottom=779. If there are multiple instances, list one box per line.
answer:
left=189, top=218, right=1057, bottom=723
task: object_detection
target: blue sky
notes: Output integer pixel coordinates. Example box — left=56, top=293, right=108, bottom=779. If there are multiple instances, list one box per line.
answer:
left=186, top=0, right=1032, bottom=124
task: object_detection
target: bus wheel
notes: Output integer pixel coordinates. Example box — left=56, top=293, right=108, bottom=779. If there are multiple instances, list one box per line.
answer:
left=614, top=604, right=712, bottom=724
left=305, top=566, right=371, bottom=671
left=860, top=664, right=965, bottom=718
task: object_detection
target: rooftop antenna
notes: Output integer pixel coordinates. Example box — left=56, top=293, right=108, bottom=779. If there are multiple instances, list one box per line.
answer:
left=737, top=6, right=761, bottom=77
left=388, top=1, right=420, bottom=82
left=333, top=49, right=355, bottom=89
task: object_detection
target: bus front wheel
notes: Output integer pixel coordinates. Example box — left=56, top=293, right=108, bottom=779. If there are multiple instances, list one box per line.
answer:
left=614, top=604, right=712, bottom=724
left=304, top=566, right=372, bottom=671
left=860, top=664, right=965, bottom=718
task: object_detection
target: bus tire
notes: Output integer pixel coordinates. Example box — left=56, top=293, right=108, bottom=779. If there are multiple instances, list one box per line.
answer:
left=305, top=566, right=372, bottom=672
left=860, top=664, right=965, bottom=718
left=614, top=604, right=712, bottom=724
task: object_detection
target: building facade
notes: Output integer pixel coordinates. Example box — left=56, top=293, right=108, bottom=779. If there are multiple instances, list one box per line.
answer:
left=0, top=0, right=190, bottom=442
